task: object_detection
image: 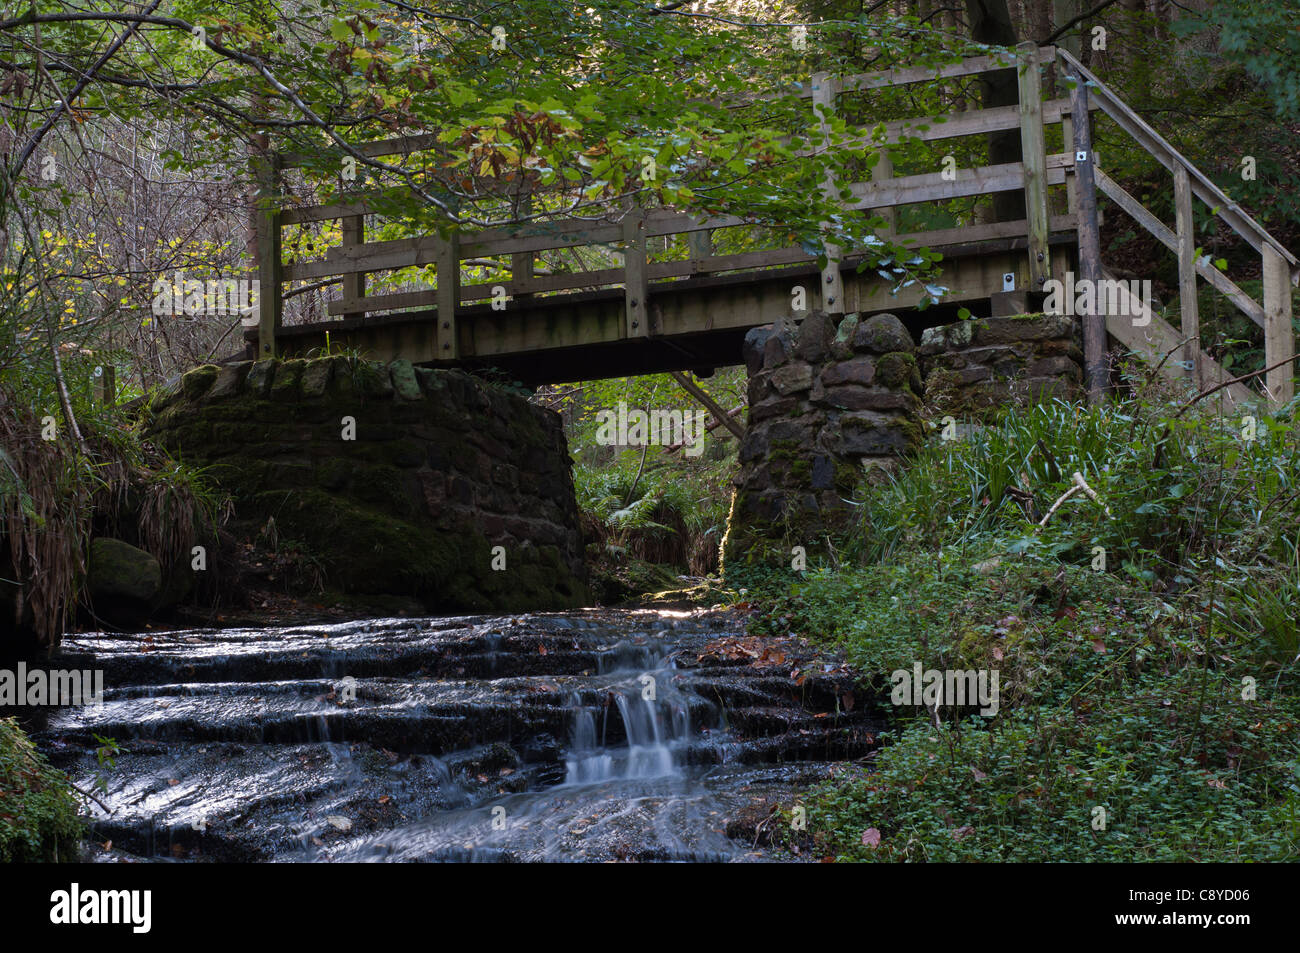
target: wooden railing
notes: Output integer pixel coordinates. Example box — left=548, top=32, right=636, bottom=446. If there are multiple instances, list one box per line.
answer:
left=255, top=45, right=1080, bottom=352
left=1055, top=48, right=1298, bottom=407
left=252, top=43, right=1298, bottom=406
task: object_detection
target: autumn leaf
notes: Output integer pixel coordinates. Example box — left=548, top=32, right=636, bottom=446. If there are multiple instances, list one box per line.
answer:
left=861, top=827, right=881, bottom=848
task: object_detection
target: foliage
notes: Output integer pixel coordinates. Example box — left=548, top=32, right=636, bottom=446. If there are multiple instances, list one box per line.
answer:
left=748, top=389, right=1300, bottom=861
left=0, top=717, right=84, bottom=863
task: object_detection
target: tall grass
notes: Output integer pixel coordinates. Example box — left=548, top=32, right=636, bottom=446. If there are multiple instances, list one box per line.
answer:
left=847, top=393, right=1300, bottom=605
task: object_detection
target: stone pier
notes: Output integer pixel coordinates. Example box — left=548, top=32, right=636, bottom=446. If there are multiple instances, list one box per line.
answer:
left=720, top=311, right=924, bottom=577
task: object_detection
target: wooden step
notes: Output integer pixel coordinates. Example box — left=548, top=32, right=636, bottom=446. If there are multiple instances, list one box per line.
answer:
left=1101, top=269, right=1256, bottom=408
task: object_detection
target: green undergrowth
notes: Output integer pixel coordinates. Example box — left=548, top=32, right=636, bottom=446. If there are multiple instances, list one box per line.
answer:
left=748, top=392, right=1300, bottom=861
left=0, top=717, right=84, bottom=862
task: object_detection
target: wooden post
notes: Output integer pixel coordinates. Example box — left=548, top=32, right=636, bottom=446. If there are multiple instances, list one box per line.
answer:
left=1061, top=114, right=1078, bottom=214
left=1263, top=244, right=1295, bottom=408
left=340, top=214, right=365, bottom=320
left=255, top=153, right=283, bottom=361
left=688, top=227, right=712, bottom=273
left=874, top=150, right=896, bottom=238
left=435, top=233, right=459, bottom=359
left=812, top=71, right=844, bottom=314
left=1017, top=42, right=1050, bottom=292
left=512, top=191, right=535, bottom=301
left=1068, top=65, right=1107, bottom=404
left=623, top=211, right=648, bottom=337
left=93, top=364, right=115, bottom=406
left=1173, top=165, right=1202, bottom=387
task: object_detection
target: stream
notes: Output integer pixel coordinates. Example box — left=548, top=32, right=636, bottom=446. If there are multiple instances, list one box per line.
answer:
left=36, top=609, right=881, bottom=862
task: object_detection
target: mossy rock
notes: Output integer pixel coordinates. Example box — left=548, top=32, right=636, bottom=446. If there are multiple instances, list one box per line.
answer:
left=875, top=351, right=921, bottom=390
left=388, top=359, right=422, bottom=401
left=181, top=364, right=220, bottom=400
left=269, top=359, right=307, bottom=401
left=88, top=538, right=162, bottom=603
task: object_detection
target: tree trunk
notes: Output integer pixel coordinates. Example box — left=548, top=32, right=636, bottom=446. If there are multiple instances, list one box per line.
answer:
left=965, top=0, right=1025, bottom=221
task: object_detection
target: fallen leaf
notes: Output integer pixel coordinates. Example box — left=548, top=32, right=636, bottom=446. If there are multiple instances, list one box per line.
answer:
left=1091, top=639, right=1107, bottom=654
left=861, top=827, right=881, bottom=848
left=971, top=767, right=988, bottom=782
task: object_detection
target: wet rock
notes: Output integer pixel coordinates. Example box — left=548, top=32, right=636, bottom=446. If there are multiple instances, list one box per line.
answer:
left=39, top=611, right=884, bottom=863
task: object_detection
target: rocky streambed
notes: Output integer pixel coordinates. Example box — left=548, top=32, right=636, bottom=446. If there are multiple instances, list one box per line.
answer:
left=37, top=609, right=882, bottom=862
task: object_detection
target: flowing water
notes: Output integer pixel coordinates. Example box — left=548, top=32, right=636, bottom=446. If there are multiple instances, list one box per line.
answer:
left=37, top=609, right=881, bottom=862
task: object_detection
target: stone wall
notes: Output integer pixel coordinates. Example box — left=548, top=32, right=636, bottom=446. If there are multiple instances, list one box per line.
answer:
left=918, top=313, right=1083, bottom=417
left=145, top=357, right=588, bottom=612
left=721, top=311, right=923, bottom=576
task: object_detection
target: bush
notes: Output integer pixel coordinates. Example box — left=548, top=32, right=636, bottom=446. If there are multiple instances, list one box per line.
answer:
left=0, top=717, right=84, bottom=862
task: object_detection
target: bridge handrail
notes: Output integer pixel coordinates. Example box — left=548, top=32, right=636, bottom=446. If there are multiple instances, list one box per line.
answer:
left=1054, top=47, right=1296, bottom=405
left=258, top=43, right=1081, bottom=355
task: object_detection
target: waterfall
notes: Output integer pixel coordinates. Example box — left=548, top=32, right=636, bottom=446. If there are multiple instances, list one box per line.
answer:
left=562, top=644, right=688, bottom=785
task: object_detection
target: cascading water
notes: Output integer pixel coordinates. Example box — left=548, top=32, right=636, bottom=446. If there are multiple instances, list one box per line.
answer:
left=562, top=633, right=694, bottom=784
left=36, top=610, right=881, bottom=862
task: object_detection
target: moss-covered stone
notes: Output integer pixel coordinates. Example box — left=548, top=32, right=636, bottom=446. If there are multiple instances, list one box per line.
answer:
left=300, top=359, right=333, bottom=397
left=88, top=537, right=162, bottom=603
left=269, top=358, right=306, bottom=401
left=245, top=360, right=275, bottom=397
left=145, top=357, right=588, bottom=613
left=181, top=364, right=220, bottom=400
left=875, top=350, right=920, bottom=390
left=389, top=359, right=422, bottom=400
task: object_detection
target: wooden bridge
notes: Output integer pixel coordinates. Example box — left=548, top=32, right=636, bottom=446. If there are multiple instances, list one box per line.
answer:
left=249, top=45, right=1297, bottom=406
